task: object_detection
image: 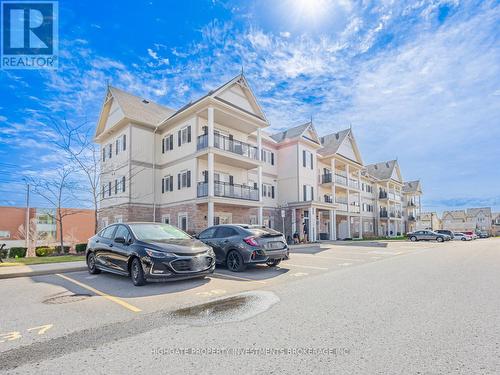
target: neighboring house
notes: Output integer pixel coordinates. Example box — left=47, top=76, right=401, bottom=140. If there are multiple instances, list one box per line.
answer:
left=94, top=74, right=421, bottom=240
left=0, top=206, right=96, bottom=248
left=492, top=213, right=500, bottom=236
left=441, top=207, right=492, bottom=234
left=417, top=212, right=441, bottom=231
left=402, top=180, right=423, bottom=233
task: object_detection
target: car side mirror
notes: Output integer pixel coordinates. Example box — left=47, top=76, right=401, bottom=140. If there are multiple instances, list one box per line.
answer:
left=115, top=237, right=126, bottom=244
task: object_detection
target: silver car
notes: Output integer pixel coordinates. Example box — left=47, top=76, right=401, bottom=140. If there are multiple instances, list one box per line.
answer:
left=407, top=230, right=450, bottom=242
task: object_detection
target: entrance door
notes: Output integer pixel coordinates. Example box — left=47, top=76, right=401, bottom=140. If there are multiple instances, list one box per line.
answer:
left=338, top=220, right=348, bottom=239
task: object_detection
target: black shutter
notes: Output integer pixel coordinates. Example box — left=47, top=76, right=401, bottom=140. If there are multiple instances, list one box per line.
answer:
left=178, top=174, right=181, bottom=189
left=102, top=149, right=105, bottom=162
left=271, top=186, right=275, bottom=199
left=303, top=185, right=307, bottom=201
left=115, top=140, right=119, bottom=155
left=229, top=175, right=234, bottom=186
left=203, top=170, right=208, bottom=183
left=162, top=138, right=165, bottom=153
left=109, top=144, right=112, bottom=158
left=203, top=126, right=208, bottom=135
left=187, top=171, right=191, bottom=187
left=187, top=126, right=191, bottom=143
left=162, top=178, right=165, bottom=193
left=178, top=131, right=181, bottom=146
left=253, top=182, right=257, bottom=189
left=310, top=154, right=313, bottom=170
left=102, top=185, right=105, bottom=198
left=114, top=179, right=118, bottom=194
left=108, top=182, right=112, bottom=197
left=123, top=134, right=126, bottom=151
left=311, top=187, right=314, bottom=201
left=261, top=149, right=265, bottom=162
left=303, top=150, right=306, bottom=167
left=271, top=152, right=274, bottom=165
left=122, top=176, right=125, bottom=192
left=168, top=134, right=172, bottom=150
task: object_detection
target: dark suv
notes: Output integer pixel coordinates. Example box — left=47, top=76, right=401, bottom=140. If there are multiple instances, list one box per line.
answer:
left=436, top=230, right=454, bottom=239
left=196, top=224, right=289, bottom=272
left=86, top=222, right=215, bottom=286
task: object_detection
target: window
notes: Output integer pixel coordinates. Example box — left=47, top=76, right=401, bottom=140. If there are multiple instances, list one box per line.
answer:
left=102, top=148, right=106, bottom=162
left=114, top=225, right=130, bottom=240
left=199, top=227, right=217, bottom=239
left=262, top=183, right=275, bottom=198
left=261, top=149, right=275, bottom=165
left=303, top=185, right=314, bottom=201
left=101, top=217, right=108, bottom=228
left=302, top=150, right=313, bottom=169
left=122, top=134, right=126, bottom=151
left=0, top=230, right=10, bottom=238
left=115, top=138, right=120, bottom=155
left=122, top=176, right=126, bottom=192
left=215, top=226, right=238, bottom=238
left=114, top=215, right=123, bottom=223
left=162, top=214, right=170, bottom=224
left=162, top=134, right=174, bottom=153
left=108, top=181, right=112, bottom=197
left=177, top=170, right=191, bottom=189
left=178, top=213, right=188, bottom=231
left=100, top=225, right=116, bottom=239
left=162, top=175, right=173, bottom=193
left=108, top=144, right=112, bottom=159
left=178, top=126, right=192, bottom=146
left=114, top=179, right=118, bottom=195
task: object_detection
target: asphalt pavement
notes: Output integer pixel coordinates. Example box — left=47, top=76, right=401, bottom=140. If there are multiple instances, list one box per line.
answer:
left=1, top=238, right=499, bottom=374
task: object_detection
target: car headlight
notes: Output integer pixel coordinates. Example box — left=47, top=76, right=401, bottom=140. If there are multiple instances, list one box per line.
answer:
left=206, top=247, right=215, bottom=257
left=145, top=249, right=176, bottom=258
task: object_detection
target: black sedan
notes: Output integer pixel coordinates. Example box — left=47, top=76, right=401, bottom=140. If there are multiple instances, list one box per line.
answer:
left=86, top=222, right=216, bottom=286
left=196, top=224, right=289, bottom=272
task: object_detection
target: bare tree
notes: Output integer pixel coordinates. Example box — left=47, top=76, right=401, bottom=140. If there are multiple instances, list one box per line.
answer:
left=15, top=218, right=38, bottom=257
left=51, top=119, right=100, bottom=234
left=28, top=167, right=80, bottom=254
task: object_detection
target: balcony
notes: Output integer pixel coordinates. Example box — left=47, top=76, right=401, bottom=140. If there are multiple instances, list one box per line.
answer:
left=408, top=215, right=416, bottom=221
left=197, top=181, right=259, bottom=201
left=380, top=211, right=388, bottom=218
left=321, top=173, right=332, bottom=184
left=349, top=205, right=360, bottom=213
left=348, top=179, right=359, bottom=189
left=335, top=198, right=348, bottom=211
left=323, top=195, right=333, bottom=203
left=197, top=133, right=258, bottom=160
left=335, top=174, right=347, bottom=186
left=379, top=191, right=388, bottom=199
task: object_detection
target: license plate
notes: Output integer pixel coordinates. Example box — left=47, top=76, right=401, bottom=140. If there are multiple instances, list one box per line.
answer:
left=266, top=241, right=283, bottom=250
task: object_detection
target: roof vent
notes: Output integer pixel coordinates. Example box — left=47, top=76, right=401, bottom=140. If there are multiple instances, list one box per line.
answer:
left=335, top=133, right=339, bottom=139
left=385, top=162, right=390, bottom=168
left=374, top=165, right=378, bottom=169
left=142, top=99, right=150, bottom=104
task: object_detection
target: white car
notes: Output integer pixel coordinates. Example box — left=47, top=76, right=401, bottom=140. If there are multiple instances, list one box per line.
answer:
left=454, top=232, right=472, bottom=241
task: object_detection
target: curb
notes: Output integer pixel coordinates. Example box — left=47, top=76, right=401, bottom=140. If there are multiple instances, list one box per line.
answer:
left=0, top=266, right=87, bottom=280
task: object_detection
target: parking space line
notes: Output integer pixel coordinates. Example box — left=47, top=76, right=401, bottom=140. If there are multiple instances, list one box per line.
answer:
left=55, top=274, right=142, bottom=313
left=285, top=263, right=328, bottom=270
left=292, top=254, right=365, bottom=262
left=212, top=272, right=267, bottom=284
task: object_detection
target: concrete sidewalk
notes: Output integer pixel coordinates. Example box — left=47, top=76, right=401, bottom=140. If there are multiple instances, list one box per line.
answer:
left=0, top=261, right=86, bottom=280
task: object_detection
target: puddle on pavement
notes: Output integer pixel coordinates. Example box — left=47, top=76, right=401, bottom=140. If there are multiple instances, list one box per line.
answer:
left=170, top=291, right=279, bottom=325
left=43, top=293, right=92, bottom=304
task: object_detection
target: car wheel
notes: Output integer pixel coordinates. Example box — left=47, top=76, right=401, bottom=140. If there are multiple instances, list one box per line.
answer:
left=437, top=237, right=444, bottom=242
left=87, top=252, right=101, bottom=274
left=461, top=238, right=466, bottom=241
left=266, top=259, right=281, bottom=267
left=226, top=250, right=247, bottom=272
left=130, top=258, right=146, bottom=286
left=410, top=236, right=417, bottom=242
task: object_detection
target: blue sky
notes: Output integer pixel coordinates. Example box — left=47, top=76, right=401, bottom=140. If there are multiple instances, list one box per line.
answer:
left=0, top=0, right=499, bottom=213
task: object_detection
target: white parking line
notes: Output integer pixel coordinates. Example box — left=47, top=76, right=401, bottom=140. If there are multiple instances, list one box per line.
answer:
left=211, top=272, right=267, bottom=284
left=285, top=263, right=329, bottom=270
left=292, top=253, right=364, bottom=262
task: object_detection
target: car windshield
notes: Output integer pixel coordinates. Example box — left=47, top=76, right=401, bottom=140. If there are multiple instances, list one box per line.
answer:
left=128, top=223, right=191, bottom=241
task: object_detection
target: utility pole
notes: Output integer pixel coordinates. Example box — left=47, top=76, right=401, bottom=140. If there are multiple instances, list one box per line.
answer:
left=25, top=183, right=30, bottom=249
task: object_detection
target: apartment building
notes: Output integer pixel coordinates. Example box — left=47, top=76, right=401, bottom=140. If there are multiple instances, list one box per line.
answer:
left=402, top=180, right=422, bottom=233
left=95, top=74, right=421, bottom=240
left=417, top=212, right=441, bottom=231
left=492, top=213, right=500, bottom=236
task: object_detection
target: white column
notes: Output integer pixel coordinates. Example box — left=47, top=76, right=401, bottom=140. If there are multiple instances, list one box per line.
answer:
left=359, top=217, right=363, bottom=239
left=331, top=158, right=336, bottom=204
left=308, top=207, right=314, bottom=242
left=347, top=215, right=351, bottom=238
left=318, top=209, right=321, bottom=240
left=258, top=165, right=263, bottom=225
left=329, top=210, right=335, bottom=240
left=346, top=164, right=350, bottom=212
left=207, top=106, right=214, bottom=148
left=332, top=210, right=337, bottom=240
left=257, top=128, right=262, bottom=160
left=207, top=201, right=214, bottom=227
left=292, top=208, right=296, bottom=234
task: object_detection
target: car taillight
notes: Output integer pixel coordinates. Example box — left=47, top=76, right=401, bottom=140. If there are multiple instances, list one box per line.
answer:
left=243, top=236, right=259, bottom=246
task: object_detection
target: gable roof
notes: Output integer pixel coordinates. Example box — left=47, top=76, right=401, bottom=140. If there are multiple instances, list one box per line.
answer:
left=403, top=180, right=421, bottom=193
left=318, top=128, right=350, bottom=156
left=442, top=210, right=467, bottom=220
left=466, top=207, right=492, bottom=217
left=365, top=160, right=401, bottom=181
left=270, top=121, right=320, bottom=144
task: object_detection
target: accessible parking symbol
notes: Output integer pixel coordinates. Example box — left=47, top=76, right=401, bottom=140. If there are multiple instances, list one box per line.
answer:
left=1, top=1, right=58, bottom=69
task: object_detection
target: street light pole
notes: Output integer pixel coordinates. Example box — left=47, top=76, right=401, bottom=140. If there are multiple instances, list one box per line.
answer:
left=25, top=183, right=30, bottom=249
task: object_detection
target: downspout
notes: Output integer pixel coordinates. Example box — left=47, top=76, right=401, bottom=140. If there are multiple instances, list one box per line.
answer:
left=152, top=125, right=160, bottom=222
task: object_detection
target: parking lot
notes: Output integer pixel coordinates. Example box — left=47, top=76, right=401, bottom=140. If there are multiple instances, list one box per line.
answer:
left=0, top=239, right=449, bottom=352
left=2, top=238, right=500, bottom=373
